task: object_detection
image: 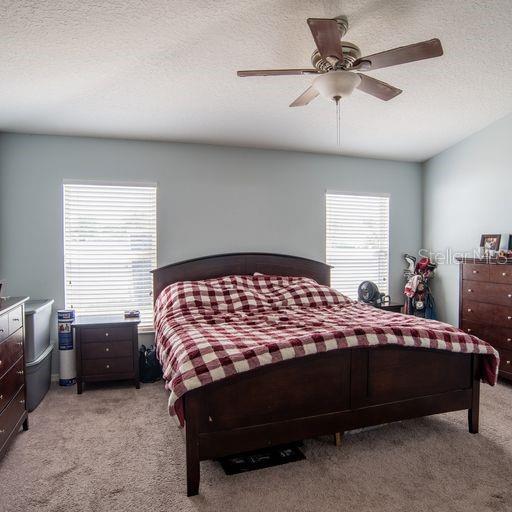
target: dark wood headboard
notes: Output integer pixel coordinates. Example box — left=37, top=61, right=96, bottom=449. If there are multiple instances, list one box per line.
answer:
left=151, top=252, right=331, bottom=302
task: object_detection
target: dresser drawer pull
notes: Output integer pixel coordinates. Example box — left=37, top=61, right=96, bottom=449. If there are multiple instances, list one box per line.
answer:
left=106, top=364, right=110, bottom=369
left=0, top=394, right=3, bottom=400
left=467, top=328, right=472, bottom=333
left=105, top=332, right=109, bottom=337
left=508, top=316, right=512, bottom=320
left=0, top=429, right=5, bottom=434
left=19, top=399, right=25, bottom=405
left=467, top=308, right=472, bottom=312
left=0, top=328, right=4, bottom=334
left=472, top=270, right=478, bottom=274
left=105, top=347, right=110, bottom=352
left=508, top=294, right=512, bottom=298
left=12, top=318, right=20, bottom=322
left=18, top=341, right=23, bottom=346
left=16, top=370, right=24, bottom=375
left=0, top=360, right=2, bottom=366
left=507, top=361, right=511, bottom=365
left=467, top=289, right=472, bottom=293
left=503, top=272, right=508, bottom=277
left=507, top=338, right=511, bottom=342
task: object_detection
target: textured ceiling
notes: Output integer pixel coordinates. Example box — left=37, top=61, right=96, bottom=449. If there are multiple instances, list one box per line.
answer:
left=1, top=0, right=511, bottom=161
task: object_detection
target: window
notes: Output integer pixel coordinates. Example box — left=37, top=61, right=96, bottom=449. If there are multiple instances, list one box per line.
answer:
left=64, top=182, right=157, bottom=330
left=326, top=192, right=389, bottom=300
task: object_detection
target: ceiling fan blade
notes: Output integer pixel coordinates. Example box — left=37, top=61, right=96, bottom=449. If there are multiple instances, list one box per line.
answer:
left=289, top=86, right=319, bottom=107
left=307, top=18, right=344, bottom=61
left=356, top=74, right=402, bottom=101
left=237, top=69, right=320, bottom=77
left=354, top=38, right=443, bottom=71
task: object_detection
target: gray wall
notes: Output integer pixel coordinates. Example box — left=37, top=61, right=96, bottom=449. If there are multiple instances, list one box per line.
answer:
left=423, top=113, right=512, bottom=326
left=0, top=133, right=422, bottom=368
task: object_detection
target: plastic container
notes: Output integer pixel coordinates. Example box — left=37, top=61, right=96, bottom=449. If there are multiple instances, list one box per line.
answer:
left=25, top=299, right=54, bottom=362
left=25, top=344, right=53, bottom=411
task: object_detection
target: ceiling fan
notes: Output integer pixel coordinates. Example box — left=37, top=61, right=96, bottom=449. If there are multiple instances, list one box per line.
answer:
left=237, top=16, right=443, bottom=107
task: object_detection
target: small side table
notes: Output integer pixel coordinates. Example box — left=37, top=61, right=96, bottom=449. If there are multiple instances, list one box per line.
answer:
left=380, top=302, right=403, bottom=313
left=73, top=315, right=140, bottom=394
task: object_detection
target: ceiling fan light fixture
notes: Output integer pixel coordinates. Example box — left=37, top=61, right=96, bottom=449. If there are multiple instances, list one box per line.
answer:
left=313, top=71, right=361, bottom=101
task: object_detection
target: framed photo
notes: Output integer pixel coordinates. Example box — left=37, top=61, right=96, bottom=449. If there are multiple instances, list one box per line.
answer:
left=480, top=234, right=501, bottom=254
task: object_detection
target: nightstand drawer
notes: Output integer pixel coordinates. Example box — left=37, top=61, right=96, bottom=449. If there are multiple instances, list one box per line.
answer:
left=82, top=357, right=133, bottom=376
left=0, top=330, right=24, bottom=379
left=82, top=340, right=132, bottom=360
left=0, top=315, right=8, bottom=343
left=0, top=357, right=24, bottom=415
left=81, top=326, right=132, bottom=343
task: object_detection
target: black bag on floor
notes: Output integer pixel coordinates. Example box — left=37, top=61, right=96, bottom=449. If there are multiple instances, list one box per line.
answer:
left=138, top=344, right=163, bottom=383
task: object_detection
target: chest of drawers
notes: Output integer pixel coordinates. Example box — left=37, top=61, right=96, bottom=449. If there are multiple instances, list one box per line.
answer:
left=73, top=315, right=140, bottom=394
left=459, top=259, right=512, bottom=380
left=0, top=297, right=29, bottom=459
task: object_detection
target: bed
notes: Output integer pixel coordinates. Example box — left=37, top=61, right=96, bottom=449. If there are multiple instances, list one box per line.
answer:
left=152, top=252, right=498, bottom=496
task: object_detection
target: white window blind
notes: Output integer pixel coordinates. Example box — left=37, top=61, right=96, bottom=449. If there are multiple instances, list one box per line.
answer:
left=63, top=183, right=157, bottom=330
left=326, top=192, right=389, bottom=300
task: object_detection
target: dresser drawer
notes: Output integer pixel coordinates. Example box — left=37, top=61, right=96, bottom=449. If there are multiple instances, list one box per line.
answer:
left=0, top=387, right=25, bottom=450
left=8, top=307, right=23, bottom=335
left=462, top=281, right=512, bottom=306
left=0, top=357, right=24, bottom=415
left=81, top=326, right=132, bottom=343
left=462, top=264, right=489, bottom=282
left=460, top=320, right=512, bottom=350
left=82, top=357, right=133, bottom=376
left=0, top=315, right=8, bottom=343
left=82, top=340, right=132, bottom=360
left=0, top=330, right=24, bottom=379
left=462, top=301, right=512, bottom=328
left=498, top=348, right=512, bottom=374
left=489, top=265, right=512, bottom=284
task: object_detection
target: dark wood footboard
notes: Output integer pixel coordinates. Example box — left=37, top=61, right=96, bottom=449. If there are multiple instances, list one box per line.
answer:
left=183, top=347, right=481, bottom=496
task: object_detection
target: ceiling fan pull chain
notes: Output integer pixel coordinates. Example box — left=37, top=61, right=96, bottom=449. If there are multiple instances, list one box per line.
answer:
left=335, top=97, right=341, bottom=147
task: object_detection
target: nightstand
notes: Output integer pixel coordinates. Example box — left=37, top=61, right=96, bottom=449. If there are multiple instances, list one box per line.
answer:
left=73, top=315, right=140, bottom=394
left=380, top=302, right=403, bottom=313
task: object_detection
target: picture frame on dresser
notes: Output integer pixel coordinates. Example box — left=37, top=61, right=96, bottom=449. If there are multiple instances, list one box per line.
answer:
left=479, top=234, right=501, bottom=255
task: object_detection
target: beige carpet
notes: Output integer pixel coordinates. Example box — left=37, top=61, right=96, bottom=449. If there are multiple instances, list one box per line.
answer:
left=1, top=380, right=512, bottom=512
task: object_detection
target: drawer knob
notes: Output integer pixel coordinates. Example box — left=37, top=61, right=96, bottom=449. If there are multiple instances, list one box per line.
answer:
left=106, top=364, right=110, bottom=369
left=0, top=328, right=4, bottom=333
left=508, top=294, right=512, bottom=298
left=503, top=272, right=508, bottom=276
left=19, top=399, right=25, bottom=405
left=467, top=289, right=472, bottom=293
left=507, top=338, right=511, bottom=342
left=16, top=370, right=24, bottom=375
left=472, top=270, right=478, bottom=274
left=105, top=347, right=110, bottom=352
left=12, top=318, right=20, bottom=322
left=467, top=328, right=472, bottom=333
left=507, top=361, right=511, bottom=365
left=105, top=332, right=109, bottom=337
left=508, top=316, right=512, bottom=320
left=0, top=394, right=3, bottom=400
left=0, top=360, right=2, bottom=366
left=0, top=429, right=5, bottom=434
left=467, top=308, right=472, bottom=312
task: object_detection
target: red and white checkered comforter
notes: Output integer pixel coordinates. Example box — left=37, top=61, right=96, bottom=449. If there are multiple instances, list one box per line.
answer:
left=154, top=274, right=499, bottom=424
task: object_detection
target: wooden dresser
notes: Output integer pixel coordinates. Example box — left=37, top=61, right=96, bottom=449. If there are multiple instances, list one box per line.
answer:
left=0, top=297, right=29, bottom=459
left=458, top=258, right=512, bottom=380
left=73, top=315, right=140, bottom=394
